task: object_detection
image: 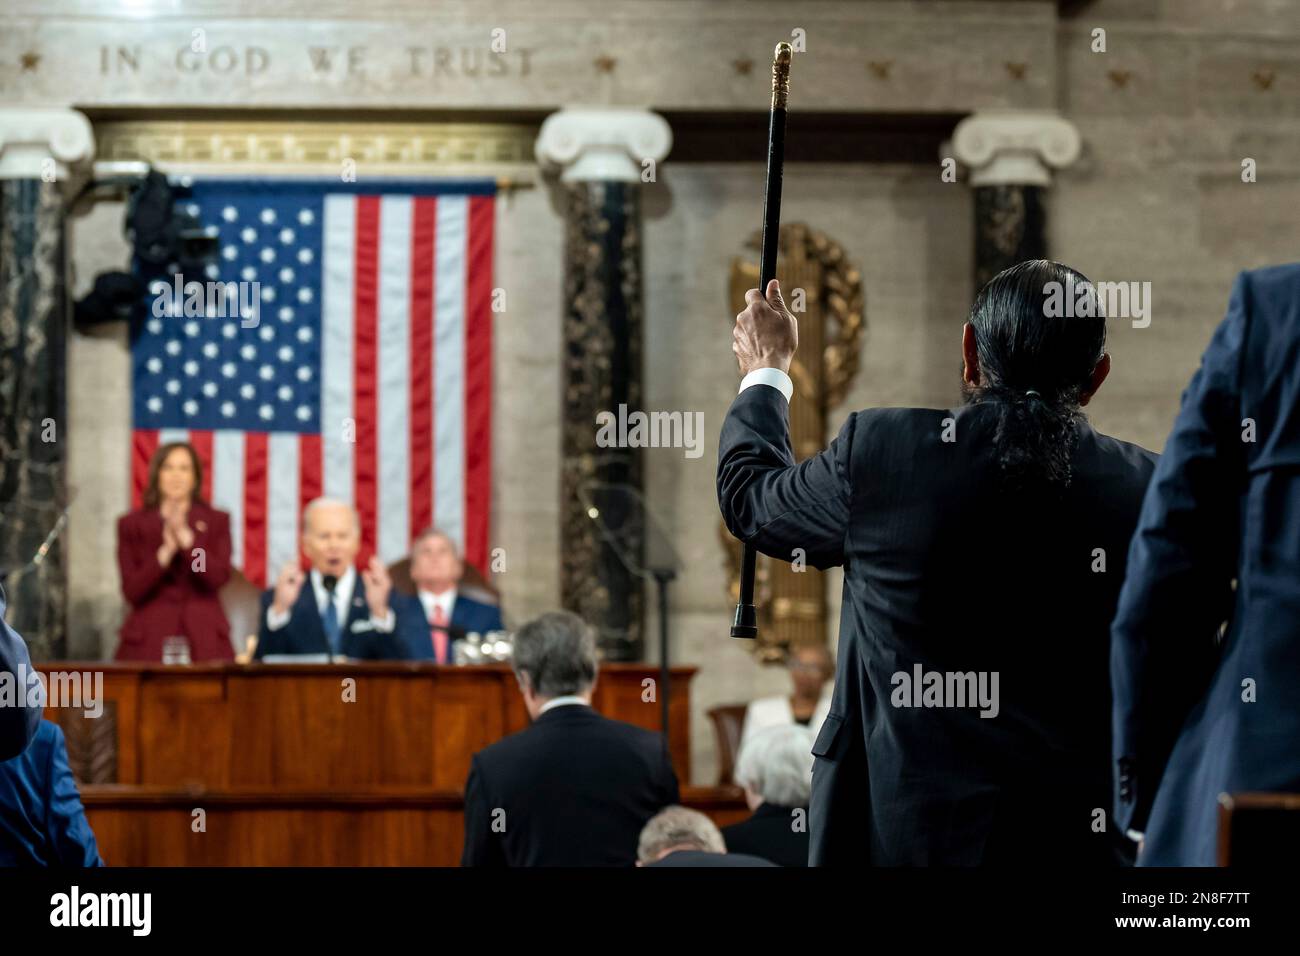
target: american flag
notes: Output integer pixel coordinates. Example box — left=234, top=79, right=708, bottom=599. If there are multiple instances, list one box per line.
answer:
left=132, top=178, right=495, bottom=587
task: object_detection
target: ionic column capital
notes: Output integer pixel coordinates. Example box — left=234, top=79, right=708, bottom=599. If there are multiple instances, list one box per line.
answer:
left=0, top=108, right=95, bottom=185
left=951, top=110, right=1081, bottom=188
left=535, top=108, right=672, bottom=183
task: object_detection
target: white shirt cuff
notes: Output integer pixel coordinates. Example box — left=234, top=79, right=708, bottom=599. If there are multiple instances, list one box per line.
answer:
left=372, top=610, right=395, bottom=633
left=266, top=607, right=290, bottom=631
left=739, top=367, right=793, bottom=403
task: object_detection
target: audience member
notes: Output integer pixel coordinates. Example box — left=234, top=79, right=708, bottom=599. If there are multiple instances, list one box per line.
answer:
left=461, top=611, right=678, bottom=866
left=116, top=441, right=233, bottom=661
left=638, top=806, right=777, bottom=867
left=722, top=724, right=814, bottom=866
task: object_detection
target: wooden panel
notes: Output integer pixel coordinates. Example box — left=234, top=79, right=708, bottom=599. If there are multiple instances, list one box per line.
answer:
left=429, top=669, right=510, bottom=790
left=36, top=662, right=703, bottom=866
left=138, top=671, right=230, bottom=786
left=226, top=671, right=437, bottom=787
left=79, top=786, right=745, bottom=866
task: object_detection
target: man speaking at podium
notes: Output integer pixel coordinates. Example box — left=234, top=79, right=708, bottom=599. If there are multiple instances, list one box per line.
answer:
left=255, top=497, right=422, bottom=661
left=719, top=265, right=1157, bottom=866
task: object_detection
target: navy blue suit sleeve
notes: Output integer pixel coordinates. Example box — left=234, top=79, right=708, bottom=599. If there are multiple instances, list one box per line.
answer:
left=391, top=594, right=431, bottom=661
left=461, top=755, right=506, bottom=867
left=717, top=385, right=854, bottom=570
left=0, top=602, right=41, bottom=760
left=42, top=723, right=104, bottom=866
left=1110, top=273, right=1248, bottom=834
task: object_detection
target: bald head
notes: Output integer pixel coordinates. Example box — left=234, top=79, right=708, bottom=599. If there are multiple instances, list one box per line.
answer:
left=301, top=497, right=360, bottom=576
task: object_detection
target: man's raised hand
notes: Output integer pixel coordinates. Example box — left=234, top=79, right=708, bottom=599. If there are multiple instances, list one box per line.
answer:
left=732, top=278, right=798, bottom=377
left=271, top=561, right=305, bottom=616
left=362, top=555, right=392, bottom=620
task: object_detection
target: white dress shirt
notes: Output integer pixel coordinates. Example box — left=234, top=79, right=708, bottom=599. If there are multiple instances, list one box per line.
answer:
left=265, top=566, right=394, bottom=632
left=417, top=587, right=457, bottom=626
left=739, top=367, right=794, bottom=403
left=740, top=689, right=833, bottom=755
left=539, top=695, right=591, bottom=714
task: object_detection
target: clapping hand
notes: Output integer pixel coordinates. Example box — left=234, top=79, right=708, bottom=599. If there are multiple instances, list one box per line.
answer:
left=362, top=555, right=392, bottom=620
left=271, top=561, right=306, bottom=616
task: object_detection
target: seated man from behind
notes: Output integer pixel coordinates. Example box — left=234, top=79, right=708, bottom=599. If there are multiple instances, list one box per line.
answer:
left=0, top=720, right=104, bottom=866
left=722, top=724, right=814, bottom=867
left=461, top=611, right=678, bottom=866
left=402, top=527, right=503, bottom=663
left=256, top=497, right=423, bottom=660
left=637, top=805, right=777, bottom=867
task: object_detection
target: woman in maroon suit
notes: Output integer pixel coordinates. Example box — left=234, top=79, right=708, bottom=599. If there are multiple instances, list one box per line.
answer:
left=116, top=442, right=234, bottom=661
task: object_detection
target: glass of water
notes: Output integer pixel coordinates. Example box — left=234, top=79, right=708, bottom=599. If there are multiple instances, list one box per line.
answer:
left=161, top=635, right=192, bottom=665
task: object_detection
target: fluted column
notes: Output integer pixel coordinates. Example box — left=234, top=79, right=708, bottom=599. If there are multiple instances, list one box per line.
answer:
left=536, top=108, right=672, bottom=661
left=952, top=111, right=1082, bottom=289
left=0, top=109, right=95, bottom=659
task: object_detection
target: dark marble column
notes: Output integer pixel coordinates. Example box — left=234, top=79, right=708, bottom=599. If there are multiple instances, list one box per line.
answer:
left=559, top=180, right=645, bottom=660
left=0, top=178, right=69, bottom=660
left=973, top=184, right=1046, bottom=290
left=951, top=112, right=1081, bottom=291
left=537, top=108, right=671, bottom=662
left=0, top=110, right=93, bottom=660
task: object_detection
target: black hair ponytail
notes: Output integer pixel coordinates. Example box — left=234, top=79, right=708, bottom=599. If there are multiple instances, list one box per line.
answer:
left=966, top=260, right=1107, bottom=488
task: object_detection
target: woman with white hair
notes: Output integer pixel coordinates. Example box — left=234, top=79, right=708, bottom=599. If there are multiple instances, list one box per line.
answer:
left=721, top=723, right=815, bottom=867
left=738, top=643, right=833, bottom=756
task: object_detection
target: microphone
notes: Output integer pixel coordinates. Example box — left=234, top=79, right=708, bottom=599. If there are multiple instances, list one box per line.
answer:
left=321, top=574, right=339, bottom=593
left=0, top=500, right=74, bottom=585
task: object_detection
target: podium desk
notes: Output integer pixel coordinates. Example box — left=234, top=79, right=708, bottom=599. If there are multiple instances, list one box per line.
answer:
left=35, top=662, right=747, bottom=865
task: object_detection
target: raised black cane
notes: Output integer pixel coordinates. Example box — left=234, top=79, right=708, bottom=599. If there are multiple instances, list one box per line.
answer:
left=731, top=41, right=792, bottom=640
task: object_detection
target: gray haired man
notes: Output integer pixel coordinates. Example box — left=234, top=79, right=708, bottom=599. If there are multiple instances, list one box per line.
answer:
left=460, top=611, right=679, bottom=866
left=637, top=806, right=778, bottom=867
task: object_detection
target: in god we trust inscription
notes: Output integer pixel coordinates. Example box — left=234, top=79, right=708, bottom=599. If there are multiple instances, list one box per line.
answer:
left=96, top=44, right=536, bottom=80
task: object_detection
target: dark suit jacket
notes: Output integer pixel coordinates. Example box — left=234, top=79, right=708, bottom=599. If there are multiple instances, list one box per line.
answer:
left=1112, top=265, right=1300, bottom=866
left=718, top=386, right=1156, bottom=865
left=646, top=850, right=778, bottom=867
left=0, top=721, right=103, bottom=866
left=452, top=593, right=504, bottom=636
left=721, top=802, right=808, bottom=867
left=0, top=598, right=39, bottom=761
left=399, top=591, right=505, bottom=663
left=461, top=704, right=679, bottom=866
left=116, top=502, right=234, bottom=662
left=254, top=572, right=422, bottom=660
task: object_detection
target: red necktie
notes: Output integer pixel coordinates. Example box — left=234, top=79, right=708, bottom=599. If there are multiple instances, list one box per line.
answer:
left=431, top=604, right=449, bottom=663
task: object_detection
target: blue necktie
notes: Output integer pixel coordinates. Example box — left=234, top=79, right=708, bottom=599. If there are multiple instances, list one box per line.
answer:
left=322, top=597, right=342, bottom=655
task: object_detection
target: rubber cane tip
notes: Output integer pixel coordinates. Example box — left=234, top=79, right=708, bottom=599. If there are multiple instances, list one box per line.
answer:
left=731, top=602, right=758, bottom=639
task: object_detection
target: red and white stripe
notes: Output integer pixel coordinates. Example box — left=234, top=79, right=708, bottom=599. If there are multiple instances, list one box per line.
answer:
left=132, top=192, right=494, bottom=587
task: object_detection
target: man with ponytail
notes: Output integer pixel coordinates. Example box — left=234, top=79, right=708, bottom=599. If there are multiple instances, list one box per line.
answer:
left=718, top=261, right=1156, bottom=865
